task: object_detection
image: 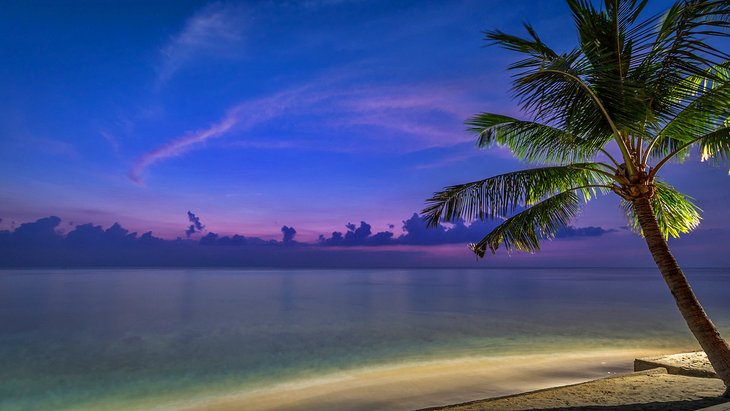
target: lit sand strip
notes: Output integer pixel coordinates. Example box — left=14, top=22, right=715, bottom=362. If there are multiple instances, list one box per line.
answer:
left=173, top=348, right=666, bottom=411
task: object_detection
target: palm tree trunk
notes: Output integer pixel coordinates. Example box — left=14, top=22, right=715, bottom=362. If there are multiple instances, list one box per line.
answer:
left=633, top=196, right=730, bottom=397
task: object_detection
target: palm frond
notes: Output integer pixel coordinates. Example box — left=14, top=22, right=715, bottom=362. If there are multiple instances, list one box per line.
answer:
left=485, top=25, right=617, bottom=138
left=421, top=164, right=613, bottom=227
left=485, top=22, right=559, bottom=59
left=677, top=61, right=730, bottom=96
left=637, top=0, right=730, bottom=119
left=511, top=53, right=617, bottom=139
left=621, top=181, right=702, bottom=239
left=697, top=124, right=730, bottom=164
left=649, top=124, right=730, bottom=179
left=649, top=83, right=730, bottom=161
left=466, top=113, right=608, bottom=163
left=568, top=0, right=653, bottom=129
left=469, top=190, right=582, bottom=257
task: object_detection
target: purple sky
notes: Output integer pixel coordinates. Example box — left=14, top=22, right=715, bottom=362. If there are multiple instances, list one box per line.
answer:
left=1, top=0, right=729, bottom=267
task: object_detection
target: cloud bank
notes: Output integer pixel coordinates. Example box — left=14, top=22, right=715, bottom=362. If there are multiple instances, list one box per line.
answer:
left=0, top=212, right=620, bottom=268
left=317, top=214, right=614, bottom=247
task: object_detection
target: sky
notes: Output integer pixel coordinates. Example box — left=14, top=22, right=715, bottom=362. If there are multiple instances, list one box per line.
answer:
left=1, top=0, right=730, bottom=267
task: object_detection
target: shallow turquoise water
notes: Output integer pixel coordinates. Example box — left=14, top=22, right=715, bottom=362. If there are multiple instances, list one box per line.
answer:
left=1, top=268, right=729, bottom=410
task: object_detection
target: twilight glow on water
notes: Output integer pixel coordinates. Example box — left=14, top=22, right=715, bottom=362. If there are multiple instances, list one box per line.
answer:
left=2, top=268, right=729, bottom=410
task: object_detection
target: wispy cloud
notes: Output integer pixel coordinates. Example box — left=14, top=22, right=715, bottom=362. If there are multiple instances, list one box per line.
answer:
left=128, top=107, right=237, bottom=183
left=129, top=85, right=315, bottom=182
left=130, top=73, right=492, bottom=182
left=157, top=2, right=248, bottom=84
left=99, top=130, right=121, bottom=156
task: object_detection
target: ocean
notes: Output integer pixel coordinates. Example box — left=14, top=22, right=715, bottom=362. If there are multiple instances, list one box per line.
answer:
left=1, top=267, right=728, bottom=410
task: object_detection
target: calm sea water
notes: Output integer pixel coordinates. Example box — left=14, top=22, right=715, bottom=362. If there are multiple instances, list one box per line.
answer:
left=1, top=268, right=729, bottom=410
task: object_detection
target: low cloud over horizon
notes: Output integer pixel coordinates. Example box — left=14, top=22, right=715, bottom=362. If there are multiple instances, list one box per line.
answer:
left=0, top=211, right=619, bottom=268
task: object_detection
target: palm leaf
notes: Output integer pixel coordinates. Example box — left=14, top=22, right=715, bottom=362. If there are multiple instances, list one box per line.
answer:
left=568, top=0, right=652, bottom=129
left=485, top=22, right=559, bottom=59
left=649, top=83, right=730, bottom=161
left=698, top=124, right=730, bottom=164
left=485, top=26, right=619, bottom=139
left=621, top=181, right=702, bottom=239
left=469, top=190, right=583, bottom=257
left=466, top=113, right=607, bottom=163
left=637, top=0, right=730, bottom=119
left=421, top=164, right=613, bottom=227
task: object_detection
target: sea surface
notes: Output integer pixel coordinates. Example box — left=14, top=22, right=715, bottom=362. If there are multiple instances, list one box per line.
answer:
left=1, top=267, right=729, bottom=410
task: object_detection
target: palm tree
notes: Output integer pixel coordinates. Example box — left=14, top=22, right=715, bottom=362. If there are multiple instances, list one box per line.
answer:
left=422, top=0, right=730, bottom=397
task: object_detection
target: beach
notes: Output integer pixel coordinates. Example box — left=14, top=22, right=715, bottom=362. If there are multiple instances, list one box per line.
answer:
left=432, top=368, right=727, bottom=411
left=169, top=350, right=729, bottom=411
left=177, top=348, right=668, bottom=411
left=431, top=352, right=729, bottom=411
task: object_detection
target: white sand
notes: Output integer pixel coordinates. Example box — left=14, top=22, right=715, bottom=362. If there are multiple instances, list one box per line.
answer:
left=434, top=368, right=727, bottom=411
left=173, top=348, right=664, bottom=411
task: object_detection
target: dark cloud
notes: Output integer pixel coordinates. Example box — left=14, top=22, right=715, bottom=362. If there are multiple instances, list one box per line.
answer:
left=200, top=232, right=220, bottom=245
left=65, top=222, right=145, bottom=246
left=200, top=232, right=274, bottom=246
left=139, top=231, right=164, bottom=245
left=319, top=221, right=395, bottom=246
left=66, top=223, right=105, bottom=245
left=12, top=216, right=63, bottom=244
left=406, top=213, right=621, bottom=244
left=556, top=226, right=616, bottom=238
left=345, top=221, right=370, bottom=242
left=0, top=217, right=166, bottom=267
left=281, top=226, right=296, bottom=244
left=398, top=213, right=614, bottom=245
left=218, top=234, right=248, bottom=246
left=317, top=214, right=616, bottom=247
left=185, top=211, right=205, bottom=238
left=399, top=214, right=477, bottom=245
left=0, top=213, right=620, bottom=268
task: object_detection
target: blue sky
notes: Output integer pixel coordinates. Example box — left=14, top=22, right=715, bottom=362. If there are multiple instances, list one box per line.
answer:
left=1, top=0, right=730, bottom=267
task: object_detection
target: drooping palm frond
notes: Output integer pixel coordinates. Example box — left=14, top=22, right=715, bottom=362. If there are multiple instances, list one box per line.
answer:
left=621, top=181, right=702, bottom=239
left=650, top=125, right=730, bottom=175
left=648, top=83, right=730, bottom=161
left=469, top=190, right=583, bottom=257
left=697, top=124, right=730, bottom=164
left=676, top=61, right=730, bottom=97
left=646, top=63, right=730, bottom=163
left=422, top=164, right=614, bottom=227
left=466, top=113, right=611, bottom=164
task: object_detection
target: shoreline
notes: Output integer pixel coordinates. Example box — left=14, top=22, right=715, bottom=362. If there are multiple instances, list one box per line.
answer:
left=169, top=347, right=673, bottom=411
